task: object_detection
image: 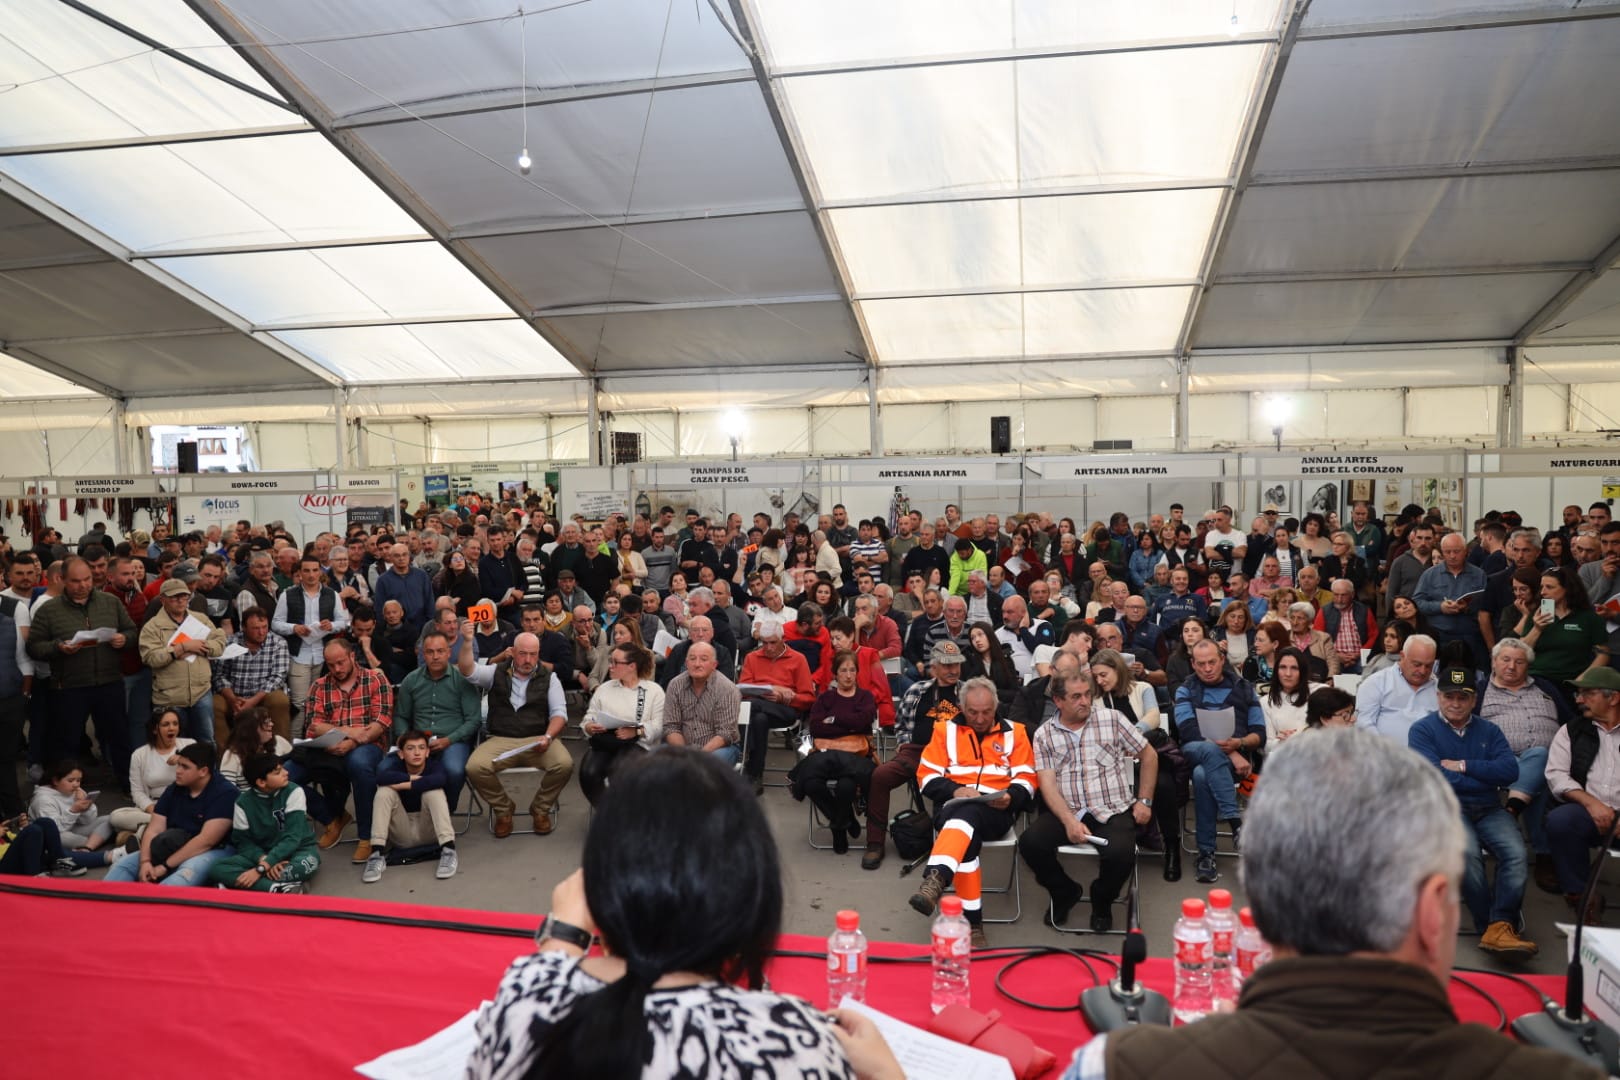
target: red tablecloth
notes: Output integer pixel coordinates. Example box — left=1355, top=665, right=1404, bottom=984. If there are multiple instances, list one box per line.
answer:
left=0, top=879, right=1563, bottom=1078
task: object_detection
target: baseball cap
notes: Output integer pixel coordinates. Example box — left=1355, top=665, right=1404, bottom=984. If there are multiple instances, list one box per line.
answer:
left=1437, top=664, right=1476, bottom=695
left=929, top=641, right=965, bottom=666
left=1570, top=668, right=1620, bottom=691
left=159, top=578, right=191, bottom=597
left=171, top=560, right=199, bottom=584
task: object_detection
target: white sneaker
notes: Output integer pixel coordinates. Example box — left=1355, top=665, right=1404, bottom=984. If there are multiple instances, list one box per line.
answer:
left=361, top=853, right=386, bottom=884
left=268, top=881, right=307, bottom=894
left=436, top=847, right=458, bottom=880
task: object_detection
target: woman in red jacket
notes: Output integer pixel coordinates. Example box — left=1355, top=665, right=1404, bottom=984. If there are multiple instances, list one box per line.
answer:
left=827, top=616, right=895, bottom=728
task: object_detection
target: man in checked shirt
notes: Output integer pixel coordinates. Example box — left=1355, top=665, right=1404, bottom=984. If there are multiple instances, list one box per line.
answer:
left=1018, top=667, right=1160, bottom=934
left=297, top=637, right=394, bottom=864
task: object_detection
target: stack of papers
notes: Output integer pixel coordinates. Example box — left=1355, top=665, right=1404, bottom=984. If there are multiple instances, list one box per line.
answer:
left=355, top=1003, right=489, bottom=1079
left=293, top=729, right=344, bottom=749
left=837, top=999, right=1014, bottom=1080
left=167, top=614, right=212, bottom=663
left=69, top=627, right=118, bottom=645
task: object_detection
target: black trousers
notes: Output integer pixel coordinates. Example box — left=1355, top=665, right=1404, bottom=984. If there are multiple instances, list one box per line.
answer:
left=51, top=681, right=129, bottom=790
left=743, top=699, right=801, bottom=781
left=793, top=749, right=876, bottom=832
left=1019, top=806, right=1139, bottom=912
left=0, top=694, right=24, bottom=817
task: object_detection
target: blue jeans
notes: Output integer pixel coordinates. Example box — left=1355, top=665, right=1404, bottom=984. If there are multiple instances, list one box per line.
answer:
left=1514, top=745, right=1550, bottom=855
left=710, top=744, right=742, bottom=768
left=436, top=740, right=471, bottom=812
left=345, top=744, right=385, bottom=836
left=282, top=758, right=330, bottom=825
left=1184, top=740, right=1240, bottom=856
left=123, top=669, right=152, bottom=759
left=1547, top=801, right=1602, bottom=895
left=105, top=844, right=234, bottom=886
left=1461, top=805, right=1527, bottom=930
left=170, top=696, right=215, bottom=745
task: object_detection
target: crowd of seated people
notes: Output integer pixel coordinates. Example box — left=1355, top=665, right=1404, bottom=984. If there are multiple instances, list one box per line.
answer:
left=2, top=494, right=1617, bottom=966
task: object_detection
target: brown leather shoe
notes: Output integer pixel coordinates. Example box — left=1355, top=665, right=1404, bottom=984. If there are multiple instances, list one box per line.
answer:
left=318, top=811, right=352, bottom=851
left=1478, top=919, right=1538, bottom=959
left=860, top=842, right=885, bottom=871
left=492, top=814, right=514, bottom=839
left=1566, top=891, right=1607, bottom=926
left=532, top=810, right=554, bottom=835
left=351, top=839, right=372, bottom=865
left=1534, top=853, right=1561, bottom=895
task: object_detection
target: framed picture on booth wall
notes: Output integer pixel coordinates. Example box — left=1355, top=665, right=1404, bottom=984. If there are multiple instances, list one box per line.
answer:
left=1346, top=479, right=1374, bottom=505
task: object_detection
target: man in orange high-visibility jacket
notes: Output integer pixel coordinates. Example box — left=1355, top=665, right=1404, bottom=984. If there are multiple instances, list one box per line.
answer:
left=908, top=675, right=1037, bottom=949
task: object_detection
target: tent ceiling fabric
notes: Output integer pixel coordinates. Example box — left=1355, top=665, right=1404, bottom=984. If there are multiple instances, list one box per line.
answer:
left=0, top=0, right=1617, bottom=404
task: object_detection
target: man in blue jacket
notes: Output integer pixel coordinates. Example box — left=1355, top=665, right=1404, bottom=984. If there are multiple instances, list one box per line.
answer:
left=1408, top=664, right=1536, bottom=959
left=1174, top=639, right=1266, bottom=884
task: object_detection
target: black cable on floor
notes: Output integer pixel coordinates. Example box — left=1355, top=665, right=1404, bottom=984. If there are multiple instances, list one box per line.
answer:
left=1453, top=964, right=1555, bottom=1007
left=1448, top=971, right=1509, bottom=1032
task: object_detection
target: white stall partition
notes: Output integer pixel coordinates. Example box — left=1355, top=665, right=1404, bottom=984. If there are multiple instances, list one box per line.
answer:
left=1471, top=451, right=1620, bottom=535
left=1241, top=451, right=1469, bottom=531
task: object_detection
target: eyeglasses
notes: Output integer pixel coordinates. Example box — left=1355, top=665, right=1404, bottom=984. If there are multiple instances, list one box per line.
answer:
left=1330, top=708, right=1355, bottom=721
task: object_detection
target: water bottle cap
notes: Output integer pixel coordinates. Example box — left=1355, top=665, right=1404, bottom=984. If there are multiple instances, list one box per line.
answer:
left=835, top=910, right=860, bottom=931
left=940, top=896, right=964, bottom=916
left=1207, top=888, right=1232, bottom=909
left=1182, top=897, right=1206, bottom=918
left=1238, top=906, right=1255, bottom=928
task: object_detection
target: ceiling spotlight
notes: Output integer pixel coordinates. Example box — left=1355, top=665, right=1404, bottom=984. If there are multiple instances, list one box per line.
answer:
left=517, top=148, right=532, bottom=175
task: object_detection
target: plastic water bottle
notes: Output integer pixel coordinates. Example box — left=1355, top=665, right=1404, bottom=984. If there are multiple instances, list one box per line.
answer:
left=930, top=895, right=972, bottom=1013
left=1206, top=888, right=1239, bottom=1012
left=1234, top=906, right=1271, bottom=991
left=1172, top=897, right=1213, bottom=1024
left=827, top=909, right=868, bottom=1007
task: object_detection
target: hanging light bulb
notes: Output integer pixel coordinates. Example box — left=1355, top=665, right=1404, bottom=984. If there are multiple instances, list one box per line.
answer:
left=1228, top=12, right=1241, bottom=36
left=518, top=148, right=532, bottom=175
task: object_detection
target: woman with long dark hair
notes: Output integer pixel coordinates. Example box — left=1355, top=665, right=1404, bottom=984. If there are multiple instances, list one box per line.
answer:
left=578, top=644, right=663, bottom=806
left=963, top=620, right=1020, bottom=700
left=466, top=749, right=867, bottom=1079
left=435, top=549, right=482, bottom=617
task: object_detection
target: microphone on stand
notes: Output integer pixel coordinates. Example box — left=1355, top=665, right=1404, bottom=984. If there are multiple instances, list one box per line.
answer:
left=1081, top=874, right=1170, bottom=1030
left=1511, top=811, right=1620, bottom=1072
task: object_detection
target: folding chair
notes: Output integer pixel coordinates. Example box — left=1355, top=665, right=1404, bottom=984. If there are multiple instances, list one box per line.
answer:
left=976, top=821, right=1023, bottom=925
left=1045, top=841, right=1138, bottom=937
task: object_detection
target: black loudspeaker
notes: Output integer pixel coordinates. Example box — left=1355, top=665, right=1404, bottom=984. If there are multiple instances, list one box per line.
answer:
left=990, top=416, right=1011, bottom=454
left=176, top=441, right=199, bottom=474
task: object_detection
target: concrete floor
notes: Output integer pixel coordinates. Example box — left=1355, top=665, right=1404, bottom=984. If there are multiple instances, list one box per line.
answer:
left=60, top=741, right=1578, bottom=978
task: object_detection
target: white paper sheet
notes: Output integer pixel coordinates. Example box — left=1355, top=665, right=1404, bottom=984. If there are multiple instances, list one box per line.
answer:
left=168, top=614, right=212, bottom=663
left=292, top=729, right=344, bottom=749
left=219, top=642, right=250, bottom=660
left=353, top=1002, right=488, bottom=1079
left=494, top=739, right=544, bottom=762
left=652, top=627, right=681, bottom=657
left=1195, top=706, right=1236, bottom=743
left=69, top=627, right=118, bottom=645
left=837, top=998, right=1014, bottom=1080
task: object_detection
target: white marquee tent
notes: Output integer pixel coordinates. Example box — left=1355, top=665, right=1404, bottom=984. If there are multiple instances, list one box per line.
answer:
left=2, top=0, right=1620, bottom=473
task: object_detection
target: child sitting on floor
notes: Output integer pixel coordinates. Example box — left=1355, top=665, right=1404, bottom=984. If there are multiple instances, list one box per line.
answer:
left=207, top=754, right=320, bottom=894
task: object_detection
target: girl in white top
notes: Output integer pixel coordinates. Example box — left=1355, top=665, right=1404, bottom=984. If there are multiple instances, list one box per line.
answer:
left=128, top=707, right=196, bottom=812
left=1262, top=647, right=1324, bottom=744
left=1091, top=649, right=1162, bottom=732
left=218, top=708, right=294, bottom=791
left=28, top=761, right=120, bottom=866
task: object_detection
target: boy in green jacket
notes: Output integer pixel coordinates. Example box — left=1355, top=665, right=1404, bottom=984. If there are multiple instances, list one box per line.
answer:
left=207, top=754, right=320, bottom=894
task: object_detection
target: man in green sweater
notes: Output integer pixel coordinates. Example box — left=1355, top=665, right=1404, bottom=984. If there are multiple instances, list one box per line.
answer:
left=208, top=753, right=320, bottom=894
left=393, top=630, right=481, bottom=811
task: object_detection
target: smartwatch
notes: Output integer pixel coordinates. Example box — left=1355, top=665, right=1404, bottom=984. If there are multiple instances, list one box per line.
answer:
left=1137, top=797, right=1153, bottom=808
left=535, top=915, right=592, bottom=952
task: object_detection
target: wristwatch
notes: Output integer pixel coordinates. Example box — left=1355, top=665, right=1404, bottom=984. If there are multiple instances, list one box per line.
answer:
left=1136, top=797, right=1153, bottom=808
left=535, top=915, right=592, bottom=951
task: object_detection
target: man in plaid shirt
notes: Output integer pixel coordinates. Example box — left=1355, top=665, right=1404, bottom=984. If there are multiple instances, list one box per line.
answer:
left=298, top=637, right=393, bottom=862
left=210, top=607, right=291, bottom=743
left=1019, top=667, right=1160, bottom=934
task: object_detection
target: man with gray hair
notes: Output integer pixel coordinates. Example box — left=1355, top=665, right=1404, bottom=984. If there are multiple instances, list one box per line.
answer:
left=1071, top=728, right=1596, bottom=1078
left=1021, top=667, right=1157, bottom=933
left=1480, top=636, right=1572, bottom=895
left=1546, top=668, right=1620, bottom=923
left=1355, top=633, right=1439, bottom=743
left=684, top=586, right=735, bottom=657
